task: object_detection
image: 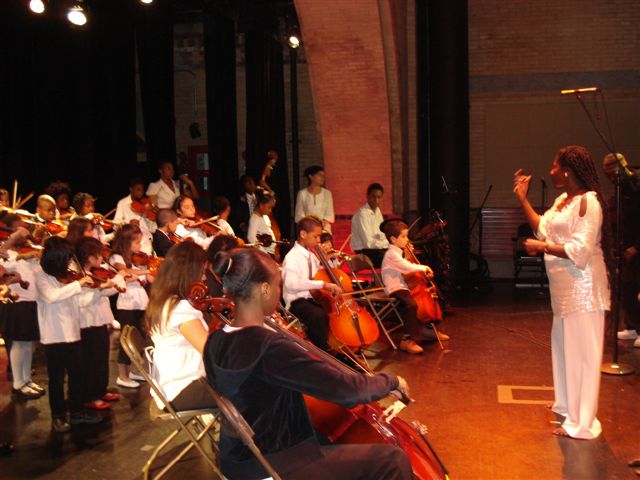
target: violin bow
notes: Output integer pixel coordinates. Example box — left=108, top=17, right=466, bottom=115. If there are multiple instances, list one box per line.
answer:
left=337, top=233, right=351, bottom=257
left=16, top=192, right=34, bottom=210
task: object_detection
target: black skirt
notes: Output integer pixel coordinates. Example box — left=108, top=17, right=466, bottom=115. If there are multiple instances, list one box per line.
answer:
left=0, top=301, right=40, bottom=341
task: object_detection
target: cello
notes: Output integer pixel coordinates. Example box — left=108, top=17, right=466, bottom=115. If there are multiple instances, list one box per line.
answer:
left=311, top=245, right=379, bottom=358
left=258, top=151, right=283, bottom=261
left=403, top=242, right=443, bottom=324
left=186, top=283, right=450, bottom=480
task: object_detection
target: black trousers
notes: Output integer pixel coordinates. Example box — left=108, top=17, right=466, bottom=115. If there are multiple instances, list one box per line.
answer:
left=170, top=378, right=217, bottom=411
left=44, top=341, right=83, bottom=418
left=290, top=298, right=328, bottom=350
left=117, top=309, right=144, bottom=365
left=355, top=249, right=386, bottom=269
left=80, top=326, right=109, bottom=401
left=391, top=290, right=428, bottom=341
left=621, top=254, right=640, bottom=330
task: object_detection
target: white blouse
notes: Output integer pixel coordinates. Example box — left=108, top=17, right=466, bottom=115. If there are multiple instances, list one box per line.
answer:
left=150, top=299, right=207, bottom=407
left=536, top=191, right=610, bottom=316
left=146, top=179, right=180, bottom=209
left=110, top=254, right=149, bottom=311
left=247, top=213, right=275, bottom=255
left=35, top=271, right=84, bottom=344
left=294, top=188, right=335, bottom=229
left=1, top=252, right=38, bottom=303
left=381, top=245, right=430, bottom=295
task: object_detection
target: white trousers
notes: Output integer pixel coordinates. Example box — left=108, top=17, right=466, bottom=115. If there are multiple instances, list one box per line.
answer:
left=551, top=310, right=605, bottom=439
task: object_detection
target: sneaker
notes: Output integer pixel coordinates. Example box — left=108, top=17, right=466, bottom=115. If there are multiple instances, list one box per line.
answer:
left=13, top=385, right=41, bottom=400
left=26, top=381, right=46, bottom=395
left=70, top=411, right=103, bottom=425
left=102, top=392, right=120, bottom=402
left=129, top=372, right=146, bottom=382
left=116, top=377, right=140, bottom=389
left=634, top=337, right=640, bottom=348
left=52, top=417, right=71, bottom=433
left=83, top=400, right=112, bottom=410
left=617, top=329, right=638, bottom=340
left=399, top=338, right=424, bottom=354
left=111, top=320, right=121, bottom=330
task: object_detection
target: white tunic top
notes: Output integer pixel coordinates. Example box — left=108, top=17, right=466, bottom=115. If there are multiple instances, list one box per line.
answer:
left=536, top=191, right=610, bottom=317
left=294, top=188, right=335, bottom=229
left=113, top=194, right=156, bottom=254
left=109, top=254, right=149, bottom=311
left=175, top=223, right=214, bottom=250
left=146, top=179, right=180, bottom=209
left=281, top=242, right=324, bottom=308
left=35, top=271, right=84, bottom=344
left=1, top=252, right=38, bottom=303
left=150, top=299, right=207, bottom=407
left=247, top=213, right=276, bottom=255
left=381, top=245, right=430, bottom=295
left=350, top=203, right=389, bottom=251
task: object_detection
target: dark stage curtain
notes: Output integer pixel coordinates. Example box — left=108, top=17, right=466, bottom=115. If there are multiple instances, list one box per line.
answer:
left=135, top=0, right=176, bottom=170
left=245, top=28, right=292, bottom=238
left=0, top=0, right=136, bottom=212
left=203, top=6, right=238, bottom=201
left=417, top=0, right=470, bottom=284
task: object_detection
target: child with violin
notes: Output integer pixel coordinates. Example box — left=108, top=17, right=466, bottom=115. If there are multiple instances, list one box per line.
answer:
left=247, top=192, right=277, bottom=257
left=0, top=214, right=45, bottom=400
left=282, top=216, right=341, bottom=350
left=174, top=195, right=215, bottom=249
left=204, top=247, right=412, bottom=479
left=65, top=217, right=94, bottom=246
left=110, top=224, right=151, bottom=389
left=114, top=178, right=155, bottom=254
left=76, top=237, right=125, bottom=409
left=152, top=208, right=180, bottom=258
left=35, top=236, right=103, bottom=432
left=212, top=195, right=235, bottom=236
left=380, top=219, right=447, bottom=354
left=44, top=180, right=75, bottom=221
left=205, top=233, right=240, bottom=298
left=72, top=192, right=114, bottom=244
left=145, top=241, right=217, bottom=411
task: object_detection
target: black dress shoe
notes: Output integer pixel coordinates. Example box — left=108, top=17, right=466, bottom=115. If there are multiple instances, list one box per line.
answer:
left=629, top=458, right=640, bottom=467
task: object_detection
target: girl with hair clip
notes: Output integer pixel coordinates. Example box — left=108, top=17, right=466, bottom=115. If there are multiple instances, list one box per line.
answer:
left=514, top=145, right=612, bottom=439
left=65, top=217, right=94, bottom=246
left=145, top=241, right=216, bottom=411
left=294, top=165, right=335, bottom=232
left=247, top=191, right=277, bottom=257
left=110, top=224, right=152, bottom=389
left=36, top=236, right=103, bottom=433
left=76, top=237, right=125, bottom=409
left=204, top=248, right=412, bottom=480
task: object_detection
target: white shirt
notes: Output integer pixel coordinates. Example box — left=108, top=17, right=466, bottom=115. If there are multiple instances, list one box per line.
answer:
left=78, top=287, right=118, bottom=329
left=175, top=223, right=214, bottom=250
left=248, top=213, right=275, bottom=255
left=150, top=299, right=207, bottom=407
left=282, top=242, right=325, bottom=308
left=245, top=193, right=256, bottom=214
left=294, top=188, right=335, bottom=229
left=35, top=271, right=85, bottom=344
left=114, top=195, right=157, bottom=254
left=110, top=254, right=149, bottom=311
left=1, top=251, right=38, bottom=303
left=216, top=218, right=235, bottom=236
left=147, top=179, right=180, bottom=209
left=381, top=245, right=430, bottom=295
left=350, top=203, right=389, bottom=251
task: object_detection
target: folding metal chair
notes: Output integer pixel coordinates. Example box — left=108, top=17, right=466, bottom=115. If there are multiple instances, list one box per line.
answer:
left=346, top=254, right=405, bottom=350
left=119, top=325, right=221, bottom=480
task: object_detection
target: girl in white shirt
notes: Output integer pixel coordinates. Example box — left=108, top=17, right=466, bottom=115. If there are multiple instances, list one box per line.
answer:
left=212, top=195, right=235, bottom=236
left=110, top=224, right=151, bottom=389
left=76, top=237, right=124, bottom=409
left=145, top=241, right=216, bottom=411
left=294, top=165, right=335, bottom=232
left=37, top=237, right=102, bottom=432
left=174, top=195, right=214, bottom=249
left=247, top=193, right=277, bottom=256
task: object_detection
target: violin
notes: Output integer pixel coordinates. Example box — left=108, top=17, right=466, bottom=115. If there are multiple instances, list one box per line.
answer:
left=0, top=285, right=19, bottom=304
left=44, top=220, right=66, bottom=236
left=88, top=267, right=126, bottom=293
left=131, top=198, right=157, bottom=222
left=90, top=214, right=116, bottom=233
left=185, top=283, right=449, bottom=480
left=0, top=272, right=29, bottom=290
left=57, top=270, right=87, bottom=285
left=131, top=251, right=164, bottom=274
left=168, top=231, right=193, bottom=245
left=311, top=245, right=379, bottom=349
left=403, top=242, right=443, bottom=323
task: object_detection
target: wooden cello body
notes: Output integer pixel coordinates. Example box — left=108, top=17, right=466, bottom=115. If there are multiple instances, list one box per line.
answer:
left=404, top=244, right=443, bottom=323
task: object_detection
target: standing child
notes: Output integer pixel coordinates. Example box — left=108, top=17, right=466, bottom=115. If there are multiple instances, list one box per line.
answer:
left=380, top=219, right=448, bottom=354
left=36, top=237, right=102, bottom=432
left=110, top=224, right=151, bottom=389
left=76, top=237, right=124, bottom=409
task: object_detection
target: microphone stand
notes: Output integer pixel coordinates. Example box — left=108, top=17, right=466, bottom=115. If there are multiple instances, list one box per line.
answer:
left=569, top=91, right=634, bottom=376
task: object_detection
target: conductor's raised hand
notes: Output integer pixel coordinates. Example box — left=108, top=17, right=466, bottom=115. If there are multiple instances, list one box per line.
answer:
left=513, top=169, right=532, bottom=203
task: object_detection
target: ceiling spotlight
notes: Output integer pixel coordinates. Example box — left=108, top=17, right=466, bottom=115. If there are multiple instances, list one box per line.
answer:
left=288, top=34, right=300, bottom=49
left=140, top=0, right=153, bottom=4
left=29, top=0, right=46, bottom=14
left=67, top=3, right=87, bottom=26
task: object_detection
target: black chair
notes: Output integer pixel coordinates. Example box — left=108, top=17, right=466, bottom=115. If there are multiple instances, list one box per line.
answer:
left=512, top=223, right=547, bottom=288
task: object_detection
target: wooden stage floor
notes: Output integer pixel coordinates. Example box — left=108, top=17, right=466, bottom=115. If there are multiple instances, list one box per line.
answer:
left=1, top=282, right=639, bottom=479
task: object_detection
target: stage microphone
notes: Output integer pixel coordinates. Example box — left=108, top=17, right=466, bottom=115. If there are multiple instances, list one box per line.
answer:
left=560, top=87, right=599, bottom=95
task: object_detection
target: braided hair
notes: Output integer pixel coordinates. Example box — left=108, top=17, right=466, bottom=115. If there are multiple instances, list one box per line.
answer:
left=556, top=145, right=615, bottom=301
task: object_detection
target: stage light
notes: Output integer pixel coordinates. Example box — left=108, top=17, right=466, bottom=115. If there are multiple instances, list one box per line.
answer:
left=67, top=3, right=87, bottom=26
left=29, top=0, right=46, bottom=14
left=288, top=34, right=300, bottom=49
left=140, top=0, right=153, bottom=4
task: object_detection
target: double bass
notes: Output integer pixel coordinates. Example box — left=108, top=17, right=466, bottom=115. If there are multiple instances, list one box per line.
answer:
left=186, top=283, right=450, bottom=480
left=258, top=151, right=283, bottom=261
